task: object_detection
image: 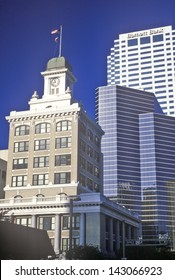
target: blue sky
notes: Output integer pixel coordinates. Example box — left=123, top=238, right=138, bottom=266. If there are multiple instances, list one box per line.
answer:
left=0, top=0, right=175, bottom=149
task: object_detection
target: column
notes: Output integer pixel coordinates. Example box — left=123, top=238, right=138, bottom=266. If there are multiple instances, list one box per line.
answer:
left=109, top=217, right=114, bottom=255
left=54, top=214, right=61, bottom=254
left=122, top=221, right=126, bottom=259
left=31, top=215, right=37, bottom=228
left=80, top=213, right=85, bottom=246
left=115, top=220, right=120, bottom=250
left=127, top=224, right=132, bottom=241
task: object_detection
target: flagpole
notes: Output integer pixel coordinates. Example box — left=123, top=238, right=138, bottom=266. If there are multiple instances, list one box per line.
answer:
left=59, top=25, right=62, bottom=57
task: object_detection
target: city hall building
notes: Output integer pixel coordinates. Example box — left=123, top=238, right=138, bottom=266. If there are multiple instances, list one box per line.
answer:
left=107, top=26, right=175, bottom=116
left=0, top=56, right=140, bottom=256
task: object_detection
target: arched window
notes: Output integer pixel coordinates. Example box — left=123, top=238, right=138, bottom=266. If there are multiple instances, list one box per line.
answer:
left=36, top=194, right=45, bottom=201
left=15, top=125, right=30, bottom=136
left=35, top=123, right=50, bottom=134
left=14, top=195, right=23, bottom=203
left=56, top=121, right=71, bottom=132
left=58, top=192, right=68, bottom=201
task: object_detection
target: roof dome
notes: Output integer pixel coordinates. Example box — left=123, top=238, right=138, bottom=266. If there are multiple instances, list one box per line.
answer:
left=46, top=56, right=72, bottom=71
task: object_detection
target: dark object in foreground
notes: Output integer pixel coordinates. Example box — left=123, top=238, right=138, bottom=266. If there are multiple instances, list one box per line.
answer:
left=0, top=221, right=55, bottom=259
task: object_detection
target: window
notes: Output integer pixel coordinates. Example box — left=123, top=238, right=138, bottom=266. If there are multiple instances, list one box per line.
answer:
left=94, top=167, right=100, bottom=178
left=140, top=37, right=150, bottom=44
left=87, top=145, right=93, bottom=157
left=36, top=194, right=44, bottom=201
left=55, top=154, right=71, bottom=166
left=55, top=137, right=71, bottom=148
left=87, top=162, right=93, bottom=174
left=35, top=123, right=50, bottom=134
left=153, top=34, right=163, bottom=42
left=79, top=122, right=86, bottom=135
left=14, top=141, right=29, bottom=152
left=79, top=156, right=86, bottom=169
left=87, top=178, right=93, bottom=190
left=94, top=136, right=100, bottom=147
left=128, top=39, right=138, bottom=46
left=54, top=172, right=71, bottom=184
left=87, top=129, right=93, bottom=142
left=13, top=158, right=28, bottom=169
left=34, top=139, right=49, bottom=150
left=16, top=217, right=31, bottom=227
left=62, top=215, right=80, bottom=229
left=33, top=174, right=48, bottom=185
left=38, top=216, right=55, bottom=230
left=80, top=139, right=86, bottom=152
left=94, top=151, right=100, bottom=162
left=14, top=195, right=23, bottom=203
left=62, top=238, right=79, bottom=251
left=79, top=174, right=86, bottom=186
left=12, top=175, right=27, bottom=187
left=33, top=156, right=49, bottom=168
left=56, top=121, right=71, bottom=131
left=15, top=125, right=30, bottom=136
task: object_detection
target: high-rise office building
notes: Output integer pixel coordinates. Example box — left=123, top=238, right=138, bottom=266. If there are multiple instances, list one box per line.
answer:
left=107, top=26, right=175, bottom=116
left=0, top=56, right=140, bottom=256
left=140, top=112, right=175, bottom=246
left=96, top=85, right=161, bottom=212
left=96, top=84, right=175, bottom=248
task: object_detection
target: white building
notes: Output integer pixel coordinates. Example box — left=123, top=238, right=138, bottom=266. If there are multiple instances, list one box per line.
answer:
left=0, top=55, right=140, bottom=256
left=107, top=26, right=175, bottom=116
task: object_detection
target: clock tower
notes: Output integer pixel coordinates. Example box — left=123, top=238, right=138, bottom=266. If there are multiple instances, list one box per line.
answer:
left=29, top=56, right=77, bottom=111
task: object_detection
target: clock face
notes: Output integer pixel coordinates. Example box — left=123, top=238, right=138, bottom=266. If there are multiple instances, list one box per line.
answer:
left=51, top=78, right=60, bottom=87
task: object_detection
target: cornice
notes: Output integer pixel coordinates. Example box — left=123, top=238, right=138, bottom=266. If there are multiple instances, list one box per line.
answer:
left=6, top=109, right=81, bottom=123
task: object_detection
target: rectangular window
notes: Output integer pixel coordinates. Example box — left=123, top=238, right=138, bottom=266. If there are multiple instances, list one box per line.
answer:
left=38, top=216, right=55, bottom=230
left=33, top=156, right=49, bottom=168
left=87, top=129, right=93, bottom=142
left=55, top=155, right=71, bottom=166
left=14, top=141, right=29, bottom=152
left=62, top=238, right=79, bottom=251
left=55, top=137, right=71, bottom=148
left=16, top=217, right=31, bottom=227
left=94, top=151, right=100, bottom=162
left=12, top=175, right=27, bottom=187
left=79, top=156, right=86, bottom=169
left=80, top=139, right=86, bottom=152
left=128, top=39, right=138, bottom=46
left=13, top=158, right=28, bottom=169
left=62, top=215, right=80, bottom=229
left=54, top=172, right=71, bottom=184
left=87, top=145, right=93, bottom=157
left=33, top=174, right=48, bottom=185
left=140, top=37, right=150, bottom=44
left=154, top=33, right=164, bottom=42
left=87, top=162, right=93, bottom=174
left=34, top=139, right=49, bottom=150
left=87, top=178, right=93, bottom=190
left=94, top=166, right=100, bottom=178
left=79, top=173, right=86, bottom=186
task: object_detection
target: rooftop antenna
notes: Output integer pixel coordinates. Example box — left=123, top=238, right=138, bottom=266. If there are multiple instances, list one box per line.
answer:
left=51, top=25, right=62, bottom=57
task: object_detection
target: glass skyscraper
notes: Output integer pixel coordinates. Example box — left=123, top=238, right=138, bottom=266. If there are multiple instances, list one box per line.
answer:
left=96, top=84, right=175, bottom=248
left=96, top=85, right=158, bottom=212
left=107, top=26, right=175, bottom=116
left=140, top=112, right=175, bottom=245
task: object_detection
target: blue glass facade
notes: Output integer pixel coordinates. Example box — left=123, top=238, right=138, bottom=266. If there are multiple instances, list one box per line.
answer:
left=140, top=113, right=175, bottom=244
left=96, top=85, right=156, bottom=214
left=96, top=84, right=175, bottom=246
